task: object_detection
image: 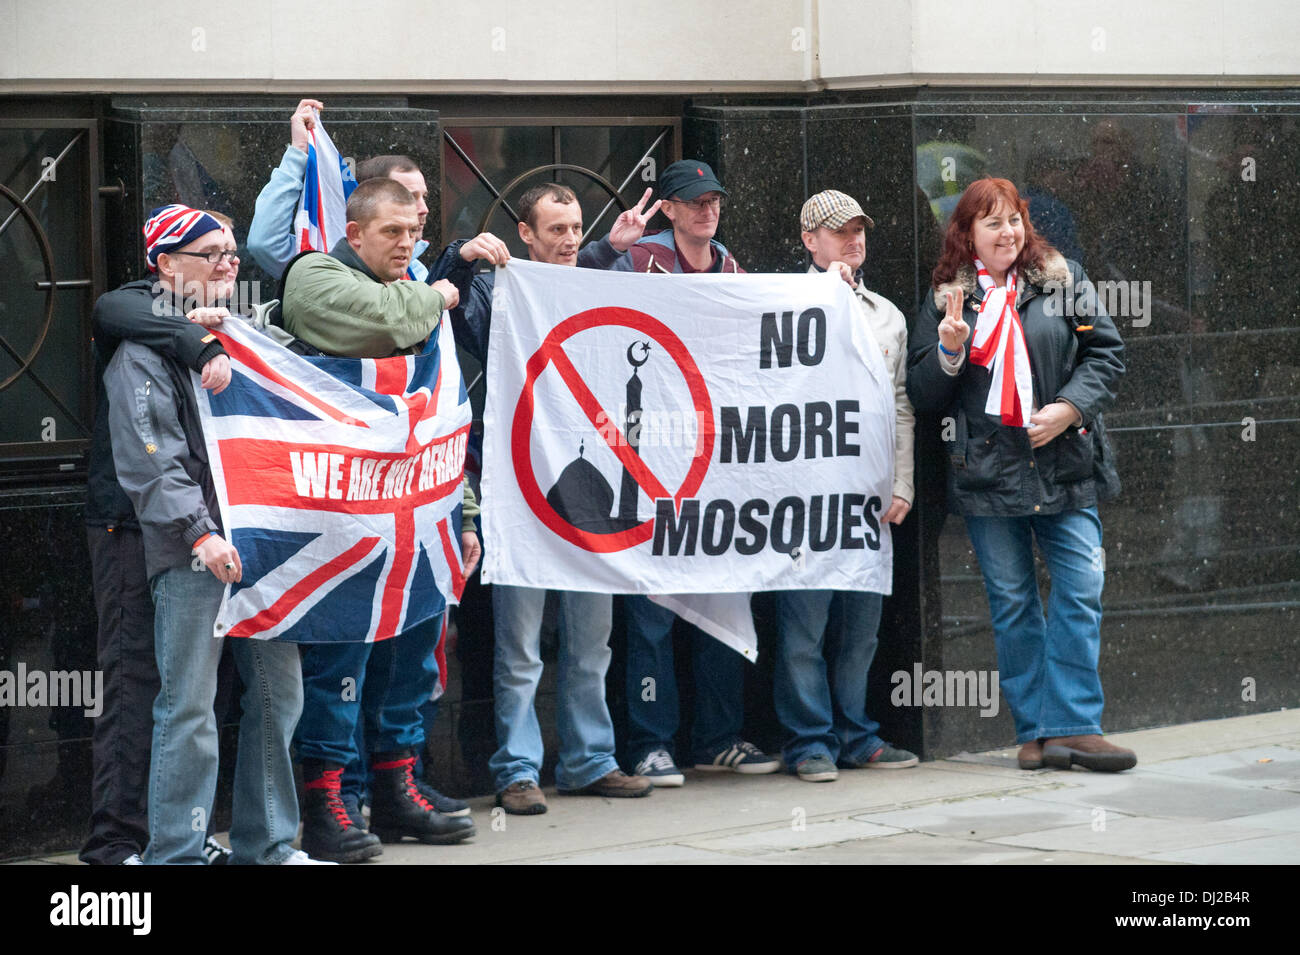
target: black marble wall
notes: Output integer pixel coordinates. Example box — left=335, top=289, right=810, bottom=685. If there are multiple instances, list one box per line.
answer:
left=686, top=89, right=1300, bottom=759
left=3, top=88, right=1298, bottom=861
left=105, top=97, right=442, bottom=294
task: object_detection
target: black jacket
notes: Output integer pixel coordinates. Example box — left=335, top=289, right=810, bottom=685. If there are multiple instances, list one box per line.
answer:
left=906, top=253, right=1124, bottom=517
left=86, top=280, right=226, bottom=528
left=428, top=237, right=624, bottom=365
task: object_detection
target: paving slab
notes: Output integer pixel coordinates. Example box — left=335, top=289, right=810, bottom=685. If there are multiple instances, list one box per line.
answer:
left=1021, top=771, right=1300, bottom=821
left=991, top=815, right=1288, bottom=857
left=1146, top=832, right=1300, bottom=864
left=855, top=793, right=1131, bottom=840
left=1138, top=747, right=1300, bottom=790
left=684, top=818, right=903, bottom=854
left=753, top=831, right=1161, bottom=865
left=541, top=844, right=777, bottom=865
left=1216, top=806, right=1300, bottom=833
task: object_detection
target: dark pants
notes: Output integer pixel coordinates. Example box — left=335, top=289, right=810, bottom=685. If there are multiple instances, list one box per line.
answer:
left=296, top=615, right=442, bottom=772
left=80, top=525, right=159, bottom=866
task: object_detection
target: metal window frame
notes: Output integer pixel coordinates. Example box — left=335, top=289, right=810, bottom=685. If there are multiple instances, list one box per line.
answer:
left=0, top=117, right=105, bottom=482
left=439, top=114, right=681, bottom=236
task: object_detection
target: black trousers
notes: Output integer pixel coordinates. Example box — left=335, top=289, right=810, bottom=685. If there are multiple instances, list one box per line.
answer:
left=79, top=525, right=159, bottom=865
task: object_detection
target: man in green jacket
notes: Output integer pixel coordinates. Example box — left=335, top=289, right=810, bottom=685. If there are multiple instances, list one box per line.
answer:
left=281, top=177, right=479, bottom=861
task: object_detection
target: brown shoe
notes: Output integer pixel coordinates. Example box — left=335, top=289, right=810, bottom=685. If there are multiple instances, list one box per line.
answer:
left=557, top=769, right=653, bottom=798
left=496, top=779, right=548, bottom=815
left=1042, top=735, right=1137, bottom=773
left=1017, top=738, right=1045, bottom=770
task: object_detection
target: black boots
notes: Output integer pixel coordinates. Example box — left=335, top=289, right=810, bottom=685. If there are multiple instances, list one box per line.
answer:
left=301, top=761, right=383, bottom=863
left=369, top=750, right=475, bottom=845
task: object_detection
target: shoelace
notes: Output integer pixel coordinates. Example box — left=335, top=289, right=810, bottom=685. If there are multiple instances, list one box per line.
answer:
left=643, top=751, right=677, bottom=772
left=393, top=757, right=436, bottom=812
left=306, top=767, right=355, bottom=829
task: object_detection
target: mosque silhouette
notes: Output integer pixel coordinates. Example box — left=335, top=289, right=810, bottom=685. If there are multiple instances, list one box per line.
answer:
left=545, top=340, right=651, bottom=533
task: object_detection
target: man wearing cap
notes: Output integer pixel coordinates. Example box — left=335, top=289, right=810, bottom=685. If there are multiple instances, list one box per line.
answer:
left=104, top=205, right=327, bottom=863
left=611, top=159, right=742, bottom=274
left=611, top=160, right=779, bottom=786
left=82, top=208, right=237, bottom=865
left=776, top=189, right=918, bottom=782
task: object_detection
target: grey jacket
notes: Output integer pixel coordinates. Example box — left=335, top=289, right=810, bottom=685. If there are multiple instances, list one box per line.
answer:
left=106, top=340, right=220, bottom=580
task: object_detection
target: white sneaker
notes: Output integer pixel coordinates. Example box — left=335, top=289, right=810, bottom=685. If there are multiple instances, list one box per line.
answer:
left=278, top=849, right=338, bottom=865
left=634, top=749, right=685, bottom=787
left=203, top=835, right=232, bottom=866
left=118, top=853, right=144, bottom=865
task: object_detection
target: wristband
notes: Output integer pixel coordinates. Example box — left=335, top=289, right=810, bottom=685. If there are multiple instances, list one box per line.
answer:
left=938, top=342, right=960, bottom=357
left=192, top=532, right=214, bottom=552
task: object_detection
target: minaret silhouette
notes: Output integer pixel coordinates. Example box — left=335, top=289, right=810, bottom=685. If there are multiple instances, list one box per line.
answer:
left=618, top=342, right=650, bottom=523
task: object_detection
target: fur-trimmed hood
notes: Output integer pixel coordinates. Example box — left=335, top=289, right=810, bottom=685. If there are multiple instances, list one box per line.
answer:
left=933, top=250, right=1071, bottom=309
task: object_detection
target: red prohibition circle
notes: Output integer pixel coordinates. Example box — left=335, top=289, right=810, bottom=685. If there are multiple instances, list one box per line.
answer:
left=511, top=306, right=715, bottom=553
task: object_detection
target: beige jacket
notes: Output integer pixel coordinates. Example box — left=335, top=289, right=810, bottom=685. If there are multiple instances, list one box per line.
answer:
left=814, top=266, right=915, bottom=504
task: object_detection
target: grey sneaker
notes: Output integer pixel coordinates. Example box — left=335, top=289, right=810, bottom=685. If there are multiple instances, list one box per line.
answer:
left=849, top=744, right=919, bottom=769
left=695, top=740, right=781, bottom=774
left=634, top=749, right=685, bottom=787
left=795, top=754, right=839, bottom=782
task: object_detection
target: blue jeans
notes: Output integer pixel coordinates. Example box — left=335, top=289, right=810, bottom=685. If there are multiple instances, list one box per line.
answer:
left=489, top=586, right=618, bottom=791
left=623, top=595, right=744, bottom=765
left=773, top=589, right=885, bottom=767
left=963, top=507, right=1106, bottom=743
left=296, top=614, right=442, bottom=770
left=145, top=565, right=303, bottom=865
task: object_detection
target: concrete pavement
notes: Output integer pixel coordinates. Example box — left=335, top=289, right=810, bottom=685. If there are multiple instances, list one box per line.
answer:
left=23, top=709, right=1299, bottom=865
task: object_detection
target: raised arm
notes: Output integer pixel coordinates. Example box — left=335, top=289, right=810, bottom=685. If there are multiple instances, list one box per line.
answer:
left=247, top=99, right=323, bottom=279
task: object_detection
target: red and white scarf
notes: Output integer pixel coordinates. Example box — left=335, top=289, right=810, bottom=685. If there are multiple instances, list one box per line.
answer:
left=969, top=258, right=1033, bottom=427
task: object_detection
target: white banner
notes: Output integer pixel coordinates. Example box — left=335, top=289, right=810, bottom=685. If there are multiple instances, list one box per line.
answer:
left=481, top=259, right=895, bottom=596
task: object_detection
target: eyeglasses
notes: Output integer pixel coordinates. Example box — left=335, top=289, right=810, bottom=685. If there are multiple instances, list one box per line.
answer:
left=172, top=249, right=240, bottom=265
left=669, top=195, right=725, bottom=211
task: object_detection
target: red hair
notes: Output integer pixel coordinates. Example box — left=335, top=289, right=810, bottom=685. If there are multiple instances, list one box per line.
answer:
left=931, top=177, right=1055, bottom=288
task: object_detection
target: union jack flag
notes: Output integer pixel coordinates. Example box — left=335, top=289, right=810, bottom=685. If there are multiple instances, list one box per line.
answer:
left=294, top=114, right=356, bottom=256
left=195, top=315, right=471, bottom=643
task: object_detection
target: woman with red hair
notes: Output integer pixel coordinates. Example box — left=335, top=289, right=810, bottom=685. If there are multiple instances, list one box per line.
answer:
left=906, top=178, right=1134, bottom=772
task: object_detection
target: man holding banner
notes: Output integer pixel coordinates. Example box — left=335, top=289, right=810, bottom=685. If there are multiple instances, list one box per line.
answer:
left=278, top=177, right=477, bottom=860
left=430, top=182, right=663, bottom=813
left=774, top=190, right=919, bottom=782
left=608, top=160, right=779, bottom=785
left=106, top=206, right=327, bottom=864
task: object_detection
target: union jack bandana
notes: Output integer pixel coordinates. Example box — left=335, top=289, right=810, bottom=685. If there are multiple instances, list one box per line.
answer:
left=969, top=258, right=1033, bottom=427
left=142, top=204, right=224, bottom=271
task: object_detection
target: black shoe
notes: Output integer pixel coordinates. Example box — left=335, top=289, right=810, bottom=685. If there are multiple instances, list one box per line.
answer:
left=341, top=791, right=367, bottom=830
left=301, top=761, right=383, bottom=863
left=369, top=751, right=476, bottom=845
left=415, top=778, right=471, bottom=817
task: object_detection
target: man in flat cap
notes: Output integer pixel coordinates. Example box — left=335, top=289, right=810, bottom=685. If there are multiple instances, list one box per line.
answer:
left=775, top=189, right=918, bottom=782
